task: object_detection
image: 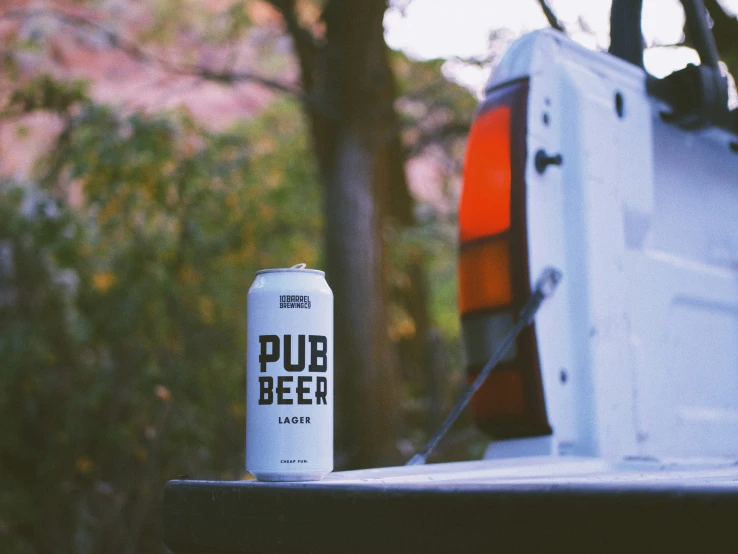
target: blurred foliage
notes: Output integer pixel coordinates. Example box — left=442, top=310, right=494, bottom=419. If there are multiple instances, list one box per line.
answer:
left=0, top=86, right=321, bottom=552
left=391, top=50, right=473, bottom=345
left=393, top=51, right=476, bottom=160
left=3, top=75, right=89, bottom=116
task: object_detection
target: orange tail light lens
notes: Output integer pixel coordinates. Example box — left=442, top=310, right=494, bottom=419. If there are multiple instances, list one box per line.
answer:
left=458, top=238, right=512, bottom=314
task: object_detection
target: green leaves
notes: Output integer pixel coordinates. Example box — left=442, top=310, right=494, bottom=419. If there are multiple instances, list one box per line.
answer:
left=4, top=75, right=89, bottom=115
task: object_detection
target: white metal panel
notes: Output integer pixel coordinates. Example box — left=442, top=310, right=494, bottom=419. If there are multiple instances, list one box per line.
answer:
left=626, top=115, right=738, bottom=457
left=523, top=31, right=650, bottom=458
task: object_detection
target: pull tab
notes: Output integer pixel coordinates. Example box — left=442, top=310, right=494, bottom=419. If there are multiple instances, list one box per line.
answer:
left=291, top=263, right=307, bottom=269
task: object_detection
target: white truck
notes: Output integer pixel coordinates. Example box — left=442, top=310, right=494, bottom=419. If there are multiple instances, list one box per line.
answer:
left=163, top=7, right=738, bottom=552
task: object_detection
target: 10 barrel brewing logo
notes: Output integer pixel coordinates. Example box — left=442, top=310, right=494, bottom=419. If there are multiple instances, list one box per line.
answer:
left=257, top=334, right=328, bottom=424
left=279, top=295, right=311, bottom=309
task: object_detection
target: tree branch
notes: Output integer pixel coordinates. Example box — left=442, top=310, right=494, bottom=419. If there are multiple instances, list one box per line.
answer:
left=645, top=41, right=687, bottom=49
left=0, top=8, right=300, bottom=95
left=703, top=0, right=738, bottom=78
left=704, top=0, right=738, bottom=30
left=536, top=0, right=566, bottom=33
left=264, top=0, right=318, bottom=93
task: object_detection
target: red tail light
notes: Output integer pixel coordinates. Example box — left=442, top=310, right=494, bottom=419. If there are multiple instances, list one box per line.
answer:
left=458, top=79, right=551, bottom=439
left=459, top=105, right=511, bottom=243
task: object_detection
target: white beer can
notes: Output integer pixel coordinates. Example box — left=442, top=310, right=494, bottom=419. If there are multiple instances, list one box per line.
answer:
left=246, top=264, right=333, bottom=481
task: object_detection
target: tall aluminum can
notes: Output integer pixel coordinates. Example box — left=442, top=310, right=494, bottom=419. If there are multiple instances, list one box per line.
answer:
left=246, top=264, right=333, bottom=481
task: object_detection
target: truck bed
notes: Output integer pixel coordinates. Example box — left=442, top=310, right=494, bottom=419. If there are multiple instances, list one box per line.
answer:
left=163, top=456, right=738, bottom=553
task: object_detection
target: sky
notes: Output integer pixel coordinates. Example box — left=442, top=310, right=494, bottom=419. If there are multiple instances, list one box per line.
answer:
left=383, top=0, right=738, bottom=105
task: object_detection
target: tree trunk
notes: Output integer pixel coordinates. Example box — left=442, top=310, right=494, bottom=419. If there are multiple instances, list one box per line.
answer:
left=275, top=0, right=405, bottom=468
left=322, top=0, right=404, bottom=468
left=324, top=126, right=398, bottom=467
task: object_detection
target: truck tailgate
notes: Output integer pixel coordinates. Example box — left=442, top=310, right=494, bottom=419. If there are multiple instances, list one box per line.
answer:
left=163, top=456, right=738, bottom=553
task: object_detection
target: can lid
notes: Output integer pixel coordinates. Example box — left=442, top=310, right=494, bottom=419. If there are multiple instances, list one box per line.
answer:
left=256, top=263, right=325, bottom=277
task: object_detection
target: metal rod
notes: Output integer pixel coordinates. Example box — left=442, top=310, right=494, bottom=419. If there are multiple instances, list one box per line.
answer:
left=406, top=267, right=563, bottom=466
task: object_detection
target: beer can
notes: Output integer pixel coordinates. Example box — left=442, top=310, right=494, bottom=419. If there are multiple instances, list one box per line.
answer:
left=246, top=263, right=333, bottom=481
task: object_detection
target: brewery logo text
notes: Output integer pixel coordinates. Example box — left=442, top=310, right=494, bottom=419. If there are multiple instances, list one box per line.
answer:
left=280, top=295, right=311, bottom=309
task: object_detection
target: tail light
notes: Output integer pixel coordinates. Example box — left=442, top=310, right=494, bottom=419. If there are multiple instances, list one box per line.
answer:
left=458, top=79, right=551, bottom=439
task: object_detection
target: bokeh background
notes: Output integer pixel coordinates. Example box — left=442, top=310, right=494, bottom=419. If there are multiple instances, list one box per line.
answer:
left=1, top=0, right=736, bottom=552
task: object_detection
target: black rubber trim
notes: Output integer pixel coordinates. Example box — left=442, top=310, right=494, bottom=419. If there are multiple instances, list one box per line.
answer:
left=458, top=230, right=511, bottom=252
left=483, top=75, right=530, bottom=97
left=508, top=80, right=552, bottom=437
left=163, top=479, right=738, bottom=553
left=460, top=304, right=513, bottom=320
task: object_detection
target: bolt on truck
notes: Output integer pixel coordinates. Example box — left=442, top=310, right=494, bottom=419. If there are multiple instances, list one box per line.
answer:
left=163, top=2, right=738, bottom=551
